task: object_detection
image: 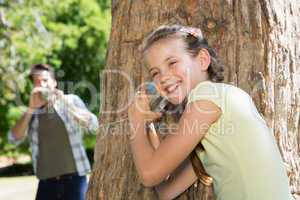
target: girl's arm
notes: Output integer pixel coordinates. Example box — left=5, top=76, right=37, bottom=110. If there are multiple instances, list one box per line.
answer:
left=155, top=160, right=198, bottom=200
left=128, top=93, right=221, bottom=187
left=148, top=123, right=198, bottom=199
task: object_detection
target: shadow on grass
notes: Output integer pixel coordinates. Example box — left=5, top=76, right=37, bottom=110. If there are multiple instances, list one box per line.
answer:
left=0, top=163, right=33, bottom=177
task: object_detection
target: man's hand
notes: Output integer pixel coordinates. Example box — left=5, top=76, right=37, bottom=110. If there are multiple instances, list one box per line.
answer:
left=53, top=89, right=64, bottom=98
left=71, top=108, right=91, bottom=127
left=48, top=89, right=64, bottom=104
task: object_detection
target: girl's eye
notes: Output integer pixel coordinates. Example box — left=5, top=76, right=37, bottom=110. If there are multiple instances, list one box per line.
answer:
left=151, top=72, right=159, bottom=78
left=169, top=61, right=177, bottom=66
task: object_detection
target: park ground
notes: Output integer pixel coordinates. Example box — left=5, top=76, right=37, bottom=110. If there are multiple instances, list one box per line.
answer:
left=0, top=176, right=38, bottom=200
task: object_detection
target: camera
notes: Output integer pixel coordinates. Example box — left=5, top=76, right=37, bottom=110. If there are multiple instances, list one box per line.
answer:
left=146, top=82, right=169, bottom=113
left=146, top=82, right=186, bottom=117
left=40, top=88, right=50, bottom=101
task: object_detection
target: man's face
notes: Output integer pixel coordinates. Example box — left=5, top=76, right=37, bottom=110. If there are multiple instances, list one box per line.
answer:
left=32, top=70, right=57, bottom=90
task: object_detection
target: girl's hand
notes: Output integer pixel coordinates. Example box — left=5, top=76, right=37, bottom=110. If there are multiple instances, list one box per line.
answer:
left=148, top=123, right=160, bottom=149
left=128, top=89, right=162, bottom=126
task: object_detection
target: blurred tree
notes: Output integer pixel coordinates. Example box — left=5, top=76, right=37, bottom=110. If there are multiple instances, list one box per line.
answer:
left=0, top=0, right=111, bottom=156
left=86, top=0, right=299, bottom=199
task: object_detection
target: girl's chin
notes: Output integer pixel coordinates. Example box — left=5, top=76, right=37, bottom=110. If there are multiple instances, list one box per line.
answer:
left=167, top=95, right=186, bottom=105
left=165, top=87, right=187, bottom=105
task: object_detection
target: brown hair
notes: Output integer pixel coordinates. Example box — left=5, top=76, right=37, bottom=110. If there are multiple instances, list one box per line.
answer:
left=141, top=24, right=224, bottom=82
left=29, top=64, right=55, bottom=81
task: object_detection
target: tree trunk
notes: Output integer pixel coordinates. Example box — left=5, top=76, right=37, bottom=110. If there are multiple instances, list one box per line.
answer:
left=87, top=0, right=300, bottom=199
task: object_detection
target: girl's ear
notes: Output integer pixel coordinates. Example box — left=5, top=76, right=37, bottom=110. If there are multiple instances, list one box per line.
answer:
left=196, top=49, right=211, bottom=71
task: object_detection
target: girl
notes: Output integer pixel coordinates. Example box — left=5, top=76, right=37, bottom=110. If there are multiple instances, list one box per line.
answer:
left=128, top=24, right=293, bottom=200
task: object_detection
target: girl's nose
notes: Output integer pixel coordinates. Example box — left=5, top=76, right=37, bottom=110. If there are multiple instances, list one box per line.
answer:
left=159, top=74, right=171, bottom=85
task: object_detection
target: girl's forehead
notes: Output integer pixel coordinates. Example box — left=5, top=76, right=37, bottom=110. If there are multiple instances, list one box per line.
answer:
left=145, top=37, right=186, bottom=65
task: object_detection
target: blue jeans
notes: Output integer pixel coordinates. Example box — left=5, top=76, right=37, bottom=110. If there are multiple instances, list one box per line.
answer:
left=35, top=173, right=87, bottom=200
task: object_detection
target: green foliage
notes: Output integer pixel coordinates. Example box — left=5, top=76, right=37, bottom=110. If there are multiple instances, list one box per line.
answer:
left=0, top=0, right=111, bottom=155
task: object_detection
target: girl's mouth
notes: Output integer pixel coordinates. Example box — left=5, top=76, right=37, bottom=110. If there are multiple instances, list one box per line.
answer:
left=166, top=81, right=181, bottom=95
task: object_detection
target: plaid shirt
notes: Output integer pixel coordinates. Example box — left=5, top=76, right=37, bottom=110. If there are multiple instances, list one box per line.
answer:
left=8, top=94, right=98, bottom=176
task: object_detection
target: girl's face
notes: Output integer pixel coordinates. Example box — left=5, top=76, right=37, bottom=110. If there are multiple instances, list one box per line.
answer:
left=145, top=37, right=209, bottom=104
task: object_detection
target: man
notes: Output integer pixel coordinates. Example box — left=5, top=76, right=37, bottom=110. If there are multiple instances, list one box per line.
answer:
left=8, top=64, right=98, bottom=200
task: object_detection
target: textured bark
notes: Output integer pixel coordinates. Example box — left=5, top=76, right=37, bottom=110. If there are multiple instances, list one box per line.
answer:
left=87, top=0, right=300, bottom=199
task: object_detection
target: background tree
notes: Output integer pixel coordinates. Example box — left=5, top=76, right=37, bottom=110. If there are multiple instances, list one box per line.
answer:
left=87, top=0, right=300, bottom=199
left=0, top=0, right=111, bottom=157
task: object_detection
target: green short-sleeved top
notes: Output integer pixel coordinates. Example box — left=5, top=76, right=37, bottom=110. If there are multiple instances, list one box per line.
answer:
left=187, top=81, right=293, bottom=200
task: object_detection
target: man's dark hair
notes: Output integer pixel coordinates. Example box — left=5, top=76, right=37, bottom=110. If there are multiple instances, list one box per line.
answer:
left=29, top=64, right=55, bottom=81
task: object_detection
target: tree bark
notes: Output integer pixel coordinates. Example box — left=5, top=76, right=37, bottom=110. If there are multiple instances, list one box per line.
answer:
left=87, top=0, right=300, bottom=199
